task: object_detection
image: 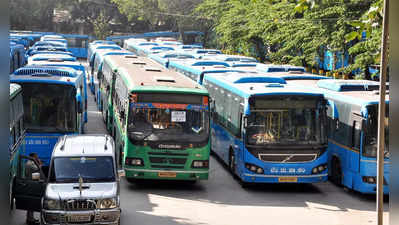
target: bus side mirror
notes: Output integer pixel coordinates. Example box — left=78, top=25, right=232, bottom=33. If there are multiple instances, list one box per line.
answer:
left=243, top=116, right=248, bottom=128
left=120, top=110, right=125, bottom=119
left=118, top=170, right=125, bottom=178
left=77, top=101, right=83, bottom=114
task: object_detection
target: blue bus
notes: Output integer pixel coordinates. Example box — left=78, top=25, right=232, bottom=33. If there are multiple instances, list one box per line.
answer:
left=255, top=64, right=306, bottom=73
left=62, top=34, right=92, bottom=58
left=27, top=53, right=77, bottom=65
left=88, top=44, right=122, bottom=68
left=202, top=73, right=329, bottom=187
left=9, top=83, right=26, bottom=210
left=87, top=41, right=118, bottom=63
left=10, top=66, right=85, bottom=173
left=148, top=51, right=195, bottom=68
left=10, top=42, right=26, bottom=73
left=90, top=49, right=135, bottom=107
left=26, top=61, right=89, bottom=124
left=309, top=80, right=389, bottom=194
left=124, top=40, right=159, bottom=56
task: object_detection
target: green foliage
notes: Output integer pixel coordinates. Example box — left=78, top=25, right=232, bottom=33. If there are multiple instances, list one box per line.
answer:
left=92, top=11, right=112, bottom=40
left=194, top=0, right=382, bottom=76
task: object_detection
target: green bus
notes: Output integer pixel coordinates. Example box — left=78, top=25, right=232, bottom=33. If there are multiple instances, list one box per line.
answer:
left=9, top=83, right=26, bottom=211
left=102, top=54, right=210, bottom=181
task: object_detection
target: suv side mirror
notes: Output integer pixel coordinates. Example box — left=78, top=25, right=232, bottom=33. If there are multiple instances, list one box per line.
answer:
left=32, top=172, right=40, bottom=181
left=118, top=170, right=125, bottom=178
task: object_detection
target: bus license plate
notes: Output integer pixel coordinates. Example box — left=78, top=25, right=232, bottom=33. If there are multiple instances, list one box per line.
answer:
left=68, top=214, right=91, bottom=223
left=158, top=172, right=177, bottom=178
left=278, top=177, right=298, bottom=182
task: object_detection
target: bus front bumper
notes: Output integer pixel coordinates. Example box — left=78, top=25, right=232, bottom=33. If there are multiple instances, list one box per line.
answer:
left=124, top=168, right=209, bottom=180
left=241, top=173, right=328, bottom=183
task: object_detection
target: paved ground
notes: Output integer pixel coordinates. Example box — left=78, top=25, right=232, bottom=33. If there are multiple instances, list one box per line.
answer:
left=10, top=65, right=389, bottom=225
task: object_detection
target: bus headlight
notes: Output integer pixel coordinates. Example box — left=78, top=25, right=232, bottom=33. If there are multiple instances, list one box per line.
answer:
left=245, top=163, right=264, bottom=174
left=125, top=157, right=144, bottom=166
left=192, top=160, right=209, bottom=168
left=99, top=198, right=117, bottom=209
left=311, top=164, right=327, bottom=174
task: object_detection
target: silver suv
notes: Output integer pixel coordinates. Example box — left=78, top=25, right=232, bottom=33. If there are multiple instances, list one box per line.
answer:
left=12, top=134, right=123, bottom=225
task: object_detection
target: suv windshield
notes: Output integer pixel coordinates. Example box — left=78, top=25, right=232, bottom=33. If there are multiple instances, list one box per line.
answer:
left=49, top=156, right=115, bottom=183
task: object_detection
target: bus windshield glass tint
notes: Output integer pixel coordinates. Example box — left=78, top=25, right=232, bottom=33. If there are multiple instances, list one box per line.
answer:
left=128, top=107, right=209, bottom=144
left=20, top=83, right=77, bottom=133
left=247, top=98, right=323, bottom=145
left=364, top=104, right=389, bottom=158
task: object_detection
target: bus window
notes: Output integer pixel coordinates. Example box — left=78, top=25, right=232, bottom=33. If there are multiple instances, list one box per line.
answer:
left=352, top=120, right=361, bottom=151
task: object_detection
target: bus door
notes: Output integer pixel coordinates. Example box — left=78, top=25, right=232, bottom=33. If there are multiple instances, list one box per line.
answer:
left=348, top=113, right=363, bottom=173
left=13, top=155, right=46, bottom=212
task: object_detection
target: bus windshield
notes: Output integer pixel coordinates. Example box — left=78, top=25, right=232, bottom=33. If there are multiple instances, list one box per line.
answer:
left=128, top=107, right=209, bottom=144
left=50, top=156, right=115, bottom=183
left=363, top=104, right=389, bottom=158
left=246, top=97, right=324, bottom=146
left=20, top=83, right=77, bottom=133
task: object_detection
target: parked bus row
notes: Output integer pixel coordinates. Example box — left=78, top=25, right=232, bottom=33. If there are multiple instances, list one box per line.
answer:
left=86, top=35, right=389, bottom=194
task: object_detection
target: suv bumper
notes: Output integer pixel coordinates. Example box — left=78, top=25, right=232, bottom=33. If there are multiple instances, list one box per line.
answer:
left=41, top=208, right=121, bottom=225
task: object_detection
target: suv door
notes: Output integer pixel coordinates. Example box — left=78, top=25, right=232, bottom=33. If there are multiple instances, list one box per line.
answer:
left=13, top=155, right=46, bottom=212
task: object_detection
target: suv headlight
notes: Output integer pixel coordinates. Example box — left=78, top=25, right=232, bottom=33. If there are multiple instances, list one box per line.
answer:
left=99, top=198, right=117, bottom=209
left=44, top=199, right=61, bottom=210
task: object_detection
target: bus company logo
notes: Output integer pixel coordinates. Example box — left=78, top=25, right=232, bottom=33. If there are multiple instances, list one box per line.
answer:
left=25, top=139, right=50, bottom=145
left=270, top=167, right=306, bottom=174
left=158, top=144, right=181, bottom=149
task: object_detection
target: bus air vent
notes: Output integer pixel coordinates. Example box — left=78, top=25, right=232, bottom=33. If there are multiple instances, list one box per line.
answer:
left=265, top=83, right=284, bottom=88
left=288, top=70, right=304, bottom=74
left=124, top=55, right=138, bottom=58
left=15, top=68, right=72, bottom=77
left=145, top=67, right=162, bottom=72
left=155, top=76, right=175, bottom=83
left=132, top=61, right=146, bottom=65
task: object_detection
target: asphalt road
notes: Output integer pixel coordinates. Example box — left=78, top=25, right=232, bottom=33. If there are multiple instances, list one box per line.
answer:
left=10, top=68, right=389, bottom=225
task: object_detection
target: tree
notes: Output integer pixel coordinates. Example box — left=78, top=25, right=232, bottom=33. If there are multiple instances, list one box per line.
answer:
left=10, top=0, right=59, bottom=31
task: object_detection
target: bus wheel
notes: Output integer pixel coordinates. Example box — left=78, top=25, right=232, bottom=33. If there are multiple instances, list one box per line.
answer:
left=9, top=181, right=14, bottom=212
left=331, top=158, right=342, bottom=186
left=240, top=179, right=251, bottom=189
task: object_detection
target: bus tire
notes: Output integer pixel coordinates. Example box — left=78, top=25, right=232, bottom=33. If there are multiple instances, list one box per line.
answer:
left=331, top=157, right=342, bottom=186
left=9, top=180, right=14, bottom=212
left=240, top=179, right=251, bottom=189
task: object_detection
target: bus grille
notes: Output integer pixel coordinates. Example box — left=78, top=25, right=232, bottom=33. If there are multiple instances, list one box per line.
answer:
left=258, top=154, right=317, bottom=163
left=65, top=200, right=96, bottom=211
left=149, top=157, right=187, bottom=165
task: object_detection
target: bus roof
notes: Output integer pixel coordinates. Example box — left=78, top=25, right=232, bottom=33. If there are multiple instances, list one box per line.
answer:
left=104, top=55, right=208, bottom=95
left=266, top=71, right=331, bottom=80
left=28, top=53, right=77, bottom=62
left=13, top=66, right=80, bottom=78
left=204, top=73, right=323, bottom=98
left=287, top=79, right=389, bottom=106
